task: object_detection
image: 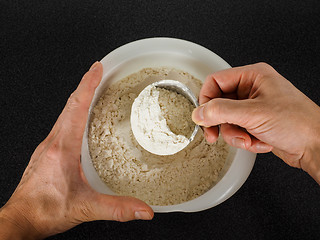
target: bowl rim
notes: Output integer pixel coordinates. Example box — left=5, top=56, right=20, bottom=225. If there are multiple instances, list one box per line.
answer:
left=81, top=37, right=256, bottom=212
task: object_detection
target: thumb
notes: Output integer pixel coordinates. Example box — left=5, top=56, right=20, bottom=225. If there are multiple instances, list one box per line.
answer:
left=91, top=194, right=154, bottom=222
left=192, top=98, right=253, bottom=128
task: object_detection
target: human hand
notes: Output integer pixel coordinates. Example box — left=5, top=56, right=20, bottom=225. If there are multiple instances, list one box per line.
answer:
left=192, top=63, right=320, bottom=184
left=0, top=62, right=153, bottom=240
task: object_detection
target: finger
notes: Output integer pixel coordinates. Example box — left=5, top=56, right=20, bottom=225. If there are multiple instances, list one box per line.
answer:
left=200, top=63, right=273, bottom=103
left=220, top=123, right=252, bottom=149
left=199, top=74, right=222, bottom=104
left=54, top=62, right=102, bottom=149
left=222, top=92, right=238, bottom=100
left=220, top=124, right=272, bottom=153
left=192, top=98, right=253, bottom=128
left=92, top=194, right=154, bottom=222
left=46, top=62, right=103, bottom=142
left=63, top=61, right=102, bottom=131
left=247, top=137, right=273, bottom=153
left=203, top=126, right=219, bottom=143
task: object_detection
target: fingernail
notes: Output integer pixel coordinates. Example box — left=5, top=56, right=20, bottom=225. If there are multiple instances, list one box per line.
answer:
left=135, top=211, right=152, bottom=220
left=255, top=142, right=273, bottom=152
left=232, top=137, right=246, bottom=149
left=192, top=105, right=204, bottom=124
left=89, top=61, right=99, bottom=71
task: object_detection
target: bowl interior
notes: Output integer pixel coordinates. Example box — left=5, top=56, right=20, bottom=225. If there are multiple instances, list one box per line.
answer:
left=81, top=38, right=256, bottom=212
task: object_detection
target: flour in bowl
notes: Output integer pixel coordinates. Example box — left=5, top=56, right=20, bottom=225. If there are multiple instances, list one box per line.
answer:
left=88, top=67, right=229, bottom=205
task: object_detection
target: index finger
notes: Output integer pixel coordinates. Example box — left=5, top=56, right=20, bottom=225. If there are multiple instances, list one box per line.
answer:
left=62, top=62, right=103, bottom=139
left=46, top=62, right=103, bottom=149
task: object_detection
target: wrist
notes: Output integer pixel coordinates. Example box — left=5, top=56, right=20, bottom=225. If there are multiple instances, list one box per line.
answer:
left=0, top=202, right=42, bottom=240
left=302, top=123, right=320, bottom=185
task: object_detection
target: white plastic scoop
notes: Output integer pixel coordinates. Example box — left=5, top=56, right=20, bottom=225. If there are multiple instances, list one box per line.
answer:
left=130, top=80, right=199, bottom=155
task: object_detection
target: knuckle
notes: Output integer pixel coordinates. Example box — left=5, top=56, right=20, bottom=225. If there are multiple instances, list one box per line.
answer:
left=255, top=62, right=275, bottom=72
left=205, top=74, right=214, bottom=82
left=204, top=100, right=221, bottom=124
left=67, top=92, right=82, bottom=112
left=67, top=91, right=90, bottom=114
left=112, top=206, right=127, bottom=222
left=45, top=140, right=62, bottom=160
left=34, top=138, right=50, bottom=155
left=256, top=62, right=269, bottom=67
left=78, top=201, right=93, bottom=222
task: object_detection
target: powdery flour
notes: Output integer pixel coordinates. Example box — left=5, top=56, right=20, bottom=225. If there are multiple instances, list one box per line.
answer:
left=88, top=67, right=229, bottom=205
left=130, top=85, right=193, bottom=155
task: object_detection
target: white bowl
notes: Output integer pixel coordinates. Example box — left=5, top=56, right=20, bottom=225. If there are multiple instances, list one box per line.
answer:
left=81, top=37, right=256, bottom=212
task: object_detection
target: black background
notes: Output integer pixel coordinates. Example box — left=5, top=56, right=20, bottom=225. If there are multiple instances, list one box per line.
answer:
left=1, top=0, right=320, bottom=239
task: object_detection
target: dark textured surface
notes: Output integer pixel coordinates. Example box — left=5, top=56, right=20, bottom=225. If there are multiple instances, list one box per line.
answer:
left=1, top=0, right=320, bottom=239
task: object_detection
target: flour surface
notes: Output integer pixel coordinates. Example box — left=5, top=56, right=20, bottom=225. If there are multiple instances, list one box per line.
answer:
left=88, top=67, right=228, bottom=205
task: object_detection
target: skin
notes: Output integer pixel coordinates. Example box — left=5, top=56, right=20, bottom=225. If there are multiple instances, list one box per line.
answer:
left=0, top=62, right=154, bottom=240
left=1, top=62, right=319, bottom=239
left=192, top=62, right=320, bottom=184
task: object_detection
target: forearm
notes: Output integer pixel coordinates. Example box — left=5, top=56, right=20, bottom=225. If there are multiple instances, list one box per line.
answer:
left=0, top=204, right=41, bottom=240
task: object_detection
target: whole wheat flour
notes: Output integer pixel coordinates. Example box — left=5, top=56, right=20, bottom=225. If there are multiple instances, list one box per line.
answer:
left=88, top=67, right=229, bottom=205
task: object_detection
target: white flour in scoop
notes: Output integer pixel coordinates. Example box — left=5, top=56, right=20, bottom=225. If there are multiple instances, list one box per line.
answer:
left=131, top=85, right=190, bottom=155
